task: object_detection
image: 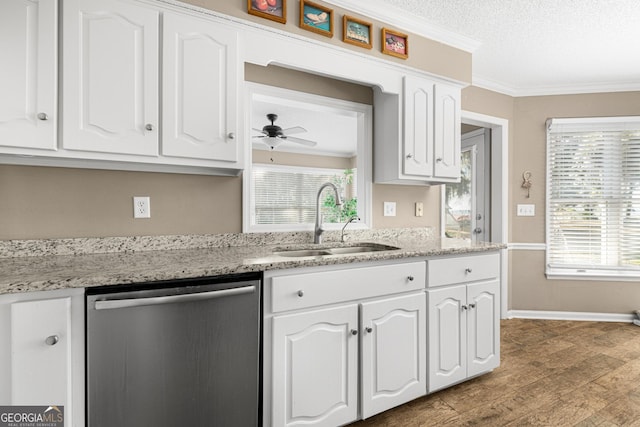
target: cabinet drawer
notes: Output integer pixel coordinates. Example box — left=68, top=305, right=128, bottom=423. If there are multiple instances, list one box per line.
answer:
left=271, top=262, right=426, bottom=313
left=427, top=253, right=499, bottom=288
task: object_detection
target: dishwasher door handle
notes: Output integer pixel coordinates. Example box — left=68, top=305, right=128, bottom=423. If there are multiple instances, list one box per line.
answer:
left=94, top=285, right=256, bottom=310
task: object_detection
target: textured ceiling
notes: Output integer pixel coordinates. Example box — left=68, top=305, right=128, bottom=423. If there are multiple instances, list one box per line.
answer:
left=328, top=0, right=640, bottom=95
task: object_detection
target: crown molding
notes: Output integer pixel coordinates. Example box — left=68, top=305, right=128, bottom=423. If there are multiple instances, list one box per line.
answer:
left=474, top=75, right=640, bottom=98
left=321, top=0, right=481, bottom=53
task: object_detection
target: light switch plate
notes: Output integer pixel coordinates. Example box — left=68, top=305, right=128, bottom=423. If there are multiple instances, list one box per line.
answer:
left=384, top=201, right=396, bottom=217
left=517, top=204, right=535, bottom=216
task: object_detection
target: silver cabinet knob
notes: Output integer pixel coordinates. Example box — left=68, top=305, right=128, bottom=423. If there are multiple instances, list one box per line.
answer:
left=436, top=157, right=443, bottom=162
left=465, top=268, right=472, bottom=274
left=365, top=327, right=373, bottom=333
left=406, top=153, right=413, bottom=159
left=45, top=335, right=59, bottom=346
left=469, top=303, right=476, bottom=309
left=350, top=329, right=358, bottom=336
left=228, top=132, right=235, bottom=139
left=407, top=275, right=414, bottom=282
left=297, top=290, right=304, bottom=297
left=145, top=124, right=154, bottom=131
left=461, top=305, right=468, bottom=311
left=37, top=112, right=48, bottom=121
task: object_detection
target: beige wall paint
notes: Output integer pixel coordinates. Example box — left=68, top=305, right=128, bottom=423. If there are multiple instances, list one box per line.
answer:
left=186, top=0, right=472, bottom=84
left=509, top=91, right=640, bottom=313
left=0, top=166, right=242, bottom=239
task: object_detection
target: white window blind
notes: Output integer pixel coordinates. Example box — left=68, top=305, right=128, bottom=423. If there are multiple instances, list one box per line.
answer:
left=546, top=117, right=640, bottom=280
left=251, top=164, right=356, bottom=228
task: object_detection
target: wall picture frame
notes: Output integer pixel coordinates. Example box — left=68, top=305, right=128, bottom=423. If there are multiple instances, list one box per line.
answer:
left=382, top=28, right=408, bottom=59
left=342, top=15, right=372, bottom=49
left=300, top=0, right=333, bottom=37
left=248, top=0, right=287, bottom=24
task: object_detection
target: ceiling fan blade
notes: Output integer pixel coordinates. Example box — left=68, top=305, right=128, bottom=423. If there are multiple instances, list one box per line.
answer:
left=281, top=126, right=307, bottom=136
left=285, top=136, right=318, bottom=147
left=252, top=128, right=267, bottom=134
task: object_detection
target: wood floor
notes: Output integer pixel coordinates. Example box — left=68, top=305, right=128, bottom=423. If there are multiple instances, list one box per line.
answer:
left=353, top=318, right=640, bottom=426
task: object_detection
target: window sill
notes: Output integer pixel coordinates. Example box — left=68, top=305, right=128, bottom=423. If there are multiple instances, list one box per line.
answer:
left=546, top=269, right=640, bottom=282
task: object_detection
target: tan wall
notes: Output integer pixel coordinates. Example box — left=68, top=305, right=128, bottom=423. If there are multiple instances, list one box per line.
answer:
left=509, top=91, right=640, bottom=313
left=187, top=0, right=472, bottom=84
left=0, top=165, right=242, bottom=239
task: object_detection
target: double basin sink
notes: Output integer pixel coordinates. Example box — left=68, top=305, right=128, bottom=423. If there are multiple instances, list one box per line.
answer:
left=272, top=243, right=400, bottom=259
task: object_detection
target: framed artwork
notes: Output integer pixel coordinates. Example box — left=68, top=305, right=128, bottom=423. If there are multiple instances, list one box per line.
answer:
left=300, top=0, right=333, bottom=37
left=248, top=0, right=286, bottom=24
left=342, top=15, right=372, bottom=49
left=382, top=28, right=408, bottom=59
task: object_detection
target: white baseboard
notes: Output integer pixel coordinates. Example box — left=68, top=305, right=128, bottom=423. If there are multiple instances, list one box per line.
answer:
left=508, top=310, right=635, bottom=323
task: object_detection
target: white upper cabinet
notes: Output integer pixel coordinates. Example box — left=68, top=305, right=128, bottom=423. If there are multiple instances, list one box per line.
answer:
left=403, top=76, right=434, bottom=177
left=63, top=0, right=159, bottom=156
left=374, top=75, right=462, bottom=185
left=433, top=83, right=461, bottom=179
left=162, top=13, right=238, bottom=162
left=0, top=0, right=57, bottom=150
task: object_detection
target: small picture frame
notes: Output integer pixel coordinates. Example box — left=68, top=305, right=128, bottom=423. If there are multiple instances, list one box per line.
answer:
left=300, top=0, right=333, bottom=38
left=342, top=15, right=372, bottom=49
left=248, top=0, right=287, bottom=24
left=382, top=28, right=408, bottom=59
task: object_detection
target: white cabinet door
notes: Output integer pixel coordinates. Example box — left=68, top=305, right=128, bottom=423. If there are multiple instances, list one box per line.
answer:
left=0, top=289, right=84, bottom=427
left=403, top=75, right=434, bottom=177
left=11, top=298, right=69, bottom=406
left=427, top=284, right=467, bottom=392
left=467, top=280, right=500, bottom=377
left=433, top=83, right=461, bottom=179
left=163, top=13, right=238, bottom=162
left=272, top=304, right=359, bottom=427
left=360, top=293, right=426, bottom=419
left=0, top=0, right=57, bottom=150
left=63, top=0, right=159, bottom=156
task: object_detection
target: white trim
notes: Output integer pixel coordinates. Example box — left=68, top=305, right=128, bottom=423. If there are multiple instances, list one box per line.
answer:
left=509, top=310, right=635, bottom=323
left=461, top=111, right=509, bottom=319
left=508, top=243, right=546, bottom=251
left=243, top=83, right=373, bottom=233
left=321, top=0, right=481, bottom=54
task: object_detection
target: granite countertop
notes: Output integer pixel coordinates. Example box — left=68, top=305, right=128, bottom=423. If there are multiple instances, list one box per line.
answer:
left=0, top=228, right=505, bottom=295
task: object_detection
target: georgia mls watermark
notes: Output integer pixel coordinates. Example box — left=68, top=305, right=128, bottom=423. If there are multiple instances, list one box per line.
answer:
left=0, top=406, right=63, bottom=427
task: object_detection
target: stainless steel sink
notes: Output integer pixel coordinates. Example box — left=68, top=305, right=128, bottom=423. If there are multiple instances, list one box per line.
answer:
left=273, top=243, right=399, bottom=258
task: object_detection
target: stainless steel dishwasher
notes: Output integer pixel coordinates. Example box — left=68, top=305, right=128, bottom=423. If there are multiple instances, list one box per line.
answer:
left=86, top=273, right=262, bottom=427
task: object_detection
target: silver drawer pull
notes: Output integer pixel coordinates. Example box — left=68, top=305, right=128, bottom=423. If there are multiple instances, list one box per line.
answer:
left=461, top=305, right=468, bottom=311
left=406, top=153, right=413, bottom=159
left=465, top=268, right=472, bottom=274
left=365, top=327, right=373, bottom=333
left=37, top=112, right=48, bottom=121
left=350, top=329, right=358, bottom=336
left=469, top=303, right=476, bottom=309
left=297, top=290, right=304, bottom=297
left=407, top=275, right=414, bottom=282
left=436, top=157, right=443, bottom=162
left=228, top=132, right=235, bottom=139
left=45, top=335, right=59, bottom=346
left=145, top=123, right=154, bottom=131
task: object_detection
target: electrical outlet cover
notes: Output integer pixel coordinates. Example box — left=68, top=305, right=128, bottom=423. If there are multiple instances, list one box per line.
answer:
left=383, top=201, right=396, bottom=217
left=133, top=196, right=151, bottom=219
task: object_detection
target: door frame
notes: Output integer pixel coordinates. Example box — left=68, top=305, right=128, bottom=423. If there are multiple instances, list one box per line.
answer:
left=460, top=110, right=509, bottom=319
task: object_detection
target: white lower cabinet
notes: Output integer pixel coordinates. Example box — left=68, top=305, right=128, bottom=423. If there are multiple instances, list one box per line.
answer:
left=427, top=254, right=501, bottom=393
left=272, top=304, right=359, bottom=427
left=360, top=293, right=426, bottom=419
left=0, top=288, right=84, bottom=427
left=266, top=261, right=427, bottom=426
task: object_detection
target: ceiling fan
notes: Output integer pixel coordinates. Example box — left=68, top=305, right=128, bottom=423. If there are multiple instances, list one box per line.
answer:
left=252, top=113, right=318, bottom=150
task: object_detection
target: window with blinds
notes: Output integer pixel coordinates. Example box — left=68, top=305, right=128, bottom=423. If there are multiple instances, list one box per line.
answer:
left=251, top=164, right=357, bottom=229
left=546, top=117, right=640, bottom=280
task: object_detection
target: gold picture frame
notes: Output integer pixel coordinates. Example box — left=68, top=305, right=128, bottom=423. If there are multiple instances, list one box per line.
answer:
left=248, top=0, right=287, bottom=24
left=382, top=27, right=408, bottom=59
left=300, top=0, right=333, bottom=38
left=342, top=15, right=372, bottom=49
